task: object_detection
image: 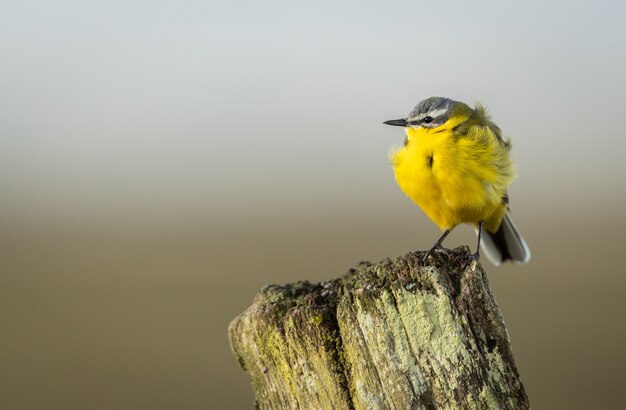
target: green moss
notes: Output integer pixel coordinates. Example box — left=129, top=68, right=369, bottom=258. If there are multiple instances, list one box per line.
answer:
left=338, top=260, right=512, bottom=408
left=230, top=246, right=528, bottom=409
left=310, top=314, right=324, bottom=326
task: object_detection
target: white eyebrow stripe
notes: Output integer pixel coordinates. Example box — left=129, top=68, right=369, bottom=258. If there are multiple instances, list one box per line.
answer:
left=426, top=108, right=448, bottom=118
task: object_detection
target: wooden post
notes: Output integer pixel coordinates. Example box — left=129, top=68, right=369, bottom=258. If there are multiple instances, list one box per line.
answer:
left=228, top=247, right=529, bottom=409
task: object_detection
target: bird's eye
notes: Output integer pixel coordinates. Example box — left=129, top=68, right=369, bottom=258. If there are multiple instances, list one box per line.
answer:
left=422, top=116, right=433, bottom=124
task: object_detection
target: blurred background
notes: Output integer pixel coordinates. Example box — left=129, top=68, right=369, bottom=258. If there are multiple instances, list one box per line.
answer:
left=1, top=0, right=625, bottom=408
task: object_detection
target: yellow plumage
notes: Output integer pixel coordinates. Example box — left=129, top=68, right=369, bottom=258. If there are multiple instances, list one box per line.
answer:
left=390, top=103, right=513, bottom=232
left=385, top=97, right=530, bottom=265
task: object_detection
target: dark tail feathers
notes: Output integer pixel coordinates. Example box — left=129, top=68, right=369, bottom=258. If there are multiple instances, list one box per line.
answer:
left=480, top=213, right=531, bottom=265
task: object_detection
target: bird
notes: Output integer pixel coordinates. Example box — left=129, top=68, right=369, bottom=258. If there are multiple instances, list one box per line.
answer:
left=384, top=96, right=530, bottom=265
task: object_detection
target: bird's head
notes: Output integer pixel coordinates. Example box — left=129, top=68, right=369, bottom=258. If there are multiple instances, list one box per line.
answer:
left=384, top=96, right=473, bottom=132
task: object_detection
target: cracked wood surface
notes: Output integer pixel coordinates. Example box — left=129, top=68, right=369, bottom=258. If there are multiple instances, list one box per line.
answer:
left=228, top=247, right=529, bottom=409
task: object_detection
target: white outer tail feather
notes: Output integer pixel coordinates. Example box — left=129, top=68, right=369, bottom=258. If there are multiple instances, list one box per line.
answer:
left=479, top=213, right=531, bottom=266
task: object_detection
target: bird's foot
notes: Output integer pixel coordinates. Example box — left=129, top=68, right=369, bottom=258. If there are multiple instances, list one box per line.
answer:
left=455, top=250, right=481, bottom=272
left=422, top=244, right=450, bottom=265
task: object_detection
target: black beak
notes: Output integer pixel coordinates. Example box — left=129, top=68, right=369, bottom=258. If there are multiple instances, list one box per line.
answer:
left=383, top=118, right=408, bottom=127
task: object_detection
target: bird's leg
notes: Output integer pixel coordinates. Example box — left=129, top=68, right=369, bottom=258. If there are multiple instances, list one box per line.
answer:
left=423, top=229, right=451, bottom=263
left=456, top=222, right=483, bottom=270
left=471, top=221, right=483, bottom=260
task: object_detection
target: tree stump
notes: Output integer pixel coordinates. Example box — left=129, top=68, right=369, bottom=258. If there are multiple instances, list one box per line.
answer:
left=228, top=247, right=529, bottom=409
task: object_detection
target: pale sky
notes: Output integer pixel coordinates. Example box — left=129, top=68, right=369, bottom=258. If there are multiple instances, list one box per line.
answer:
left=1, top=0, right=625, bottom=228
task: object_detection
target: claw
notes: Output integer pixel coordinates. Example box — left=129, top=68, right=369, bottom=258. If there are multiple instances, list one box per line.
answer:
left=422, top=244, right=450, bottom=264
left=454, top=221, right=483, bottom=271
left=458, top=250, right=480, bottom=271
left=422, top=229, right=452, bottom=265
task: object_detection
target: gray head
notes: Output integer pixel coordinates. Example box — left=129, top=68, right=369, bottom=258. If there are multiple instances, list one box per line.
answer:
left=384, top=97, right=462, bottom=129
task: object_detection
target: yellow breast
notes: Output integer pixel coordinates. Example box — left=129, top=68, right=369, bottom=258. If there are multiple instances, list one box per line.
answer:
left=390, top=122, right=514, bottom=231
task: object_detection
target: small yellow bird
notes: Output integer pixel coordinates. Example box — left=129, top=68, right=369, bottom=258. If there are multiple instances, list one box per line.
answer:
left=384, top=97, right=530, bottom=265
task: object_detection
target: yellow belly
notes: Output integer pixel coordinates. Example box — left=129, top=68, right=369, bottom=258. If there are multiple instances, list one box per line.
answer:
left=390, top=126, right=514, bottom=232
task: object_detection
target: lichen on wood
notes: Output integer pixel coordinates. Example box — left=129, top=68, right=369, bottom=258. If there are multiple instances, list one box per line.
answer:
left=228, top=247, right=529, bottom=409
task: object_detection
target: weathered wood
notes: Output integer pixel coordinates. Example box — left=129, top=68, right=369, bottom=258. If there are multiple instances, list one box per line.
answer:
left=228, top=247, right=529, bottom=409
